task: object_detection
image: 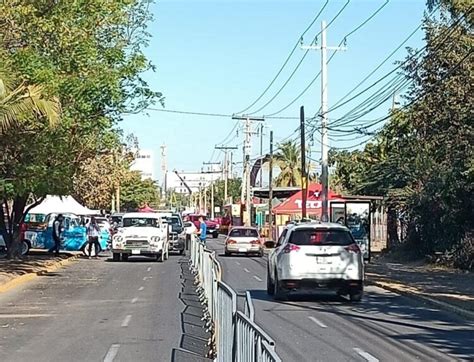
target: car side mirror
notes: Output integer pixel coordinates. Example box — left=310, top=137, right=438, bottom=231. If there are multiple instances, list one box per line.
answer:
left=264, top=240, right=276, bottom=249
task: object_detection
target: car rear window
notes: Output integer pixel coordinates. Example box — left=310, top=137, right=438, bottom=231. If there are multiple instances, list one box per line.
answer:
left=229, top=229, right=258, bottom=238
left=289, top=228, right=354, bottom=246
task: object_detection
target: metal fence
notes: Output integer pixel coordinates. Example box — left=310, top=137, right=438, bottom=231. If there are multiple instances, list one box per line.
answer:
left=188, top=236, right=281, bottom=362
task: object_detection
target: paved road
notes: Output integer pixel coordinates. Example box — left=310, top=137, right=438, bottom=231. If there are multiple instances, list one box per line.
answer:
left=0, top=253, right=185, bottom=362
left=207, top=236, right=474, bottom=362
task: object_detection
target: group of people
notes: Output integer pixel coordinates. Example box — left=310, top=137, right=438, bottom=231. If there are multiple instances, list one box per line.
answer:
left=49, top=214, right=102, bottom=259
left=183, top=215, right=207, bottom=244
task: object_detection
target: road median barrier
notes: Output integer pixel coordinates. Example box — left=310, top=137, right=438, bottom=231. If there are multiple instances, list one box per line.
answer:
left=0, top=252, right=79, bottom=293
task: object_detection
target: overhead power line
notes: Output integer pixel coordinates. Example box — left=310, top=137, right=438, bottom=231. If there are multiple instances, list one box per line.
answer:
left=242, top=0, right=351, bottom=116
left=264, top=0, right=390, bottom=118
left=234, top=0, right=330, bottom=115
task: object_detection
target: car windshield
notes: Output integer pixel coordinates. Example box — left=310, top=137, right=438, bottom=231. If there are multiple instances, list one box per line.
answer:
left=289, top=229, right=354, bottom=246
left=122, top=218, right=158, bottom=227
left=168, top=217, right=181, bottom=226
left=229, top=228, right=258, bottom=238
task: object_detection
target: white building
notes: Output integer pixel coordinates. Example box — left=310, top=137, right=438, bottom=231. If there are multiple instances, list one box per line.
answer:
left=131, top=150, right=155, bottom=180
left=166, top=170, right=222, bottom=194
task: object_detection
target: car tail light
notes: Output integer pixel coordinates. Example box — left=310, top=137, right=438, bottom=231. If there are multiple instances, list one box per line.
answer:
left=345, top=243, right=361, bottom=253
left=283, top=243, right=301, bottom=253
left=250, top=239, right=260, bottom=245
left=227, top=239, right=237, bottom=244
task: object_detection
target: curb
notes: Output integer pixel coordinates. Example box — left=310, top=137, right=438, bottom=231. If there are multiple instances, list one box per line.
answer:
left=368, top=279, right=474, bottom=321
left=0, top=254, right=79, bottom=294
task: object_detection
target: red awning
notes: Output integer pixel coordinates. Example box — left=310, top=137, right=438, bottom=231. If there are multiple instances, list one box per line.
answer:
left=272, top=183, right=344, bottom=215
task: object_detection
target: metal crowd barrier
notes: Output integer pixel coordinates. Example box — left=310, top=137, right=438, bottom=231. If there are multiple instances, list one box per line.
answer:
left=188, top=236, right=281, bottom=362
left=244, top=291, right=255, bottom=322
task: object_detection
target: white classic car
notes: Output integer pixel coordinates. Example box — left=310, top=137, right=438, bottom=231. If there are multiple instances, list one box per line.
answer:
left=111, top=212, right=169, bottom=262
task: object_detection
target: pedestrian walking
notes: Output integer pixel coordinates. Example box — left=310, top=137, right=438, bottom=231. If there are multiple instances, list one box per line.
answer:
left=49, top=214, right=64, bottom=257
left=198, top=216, right=207, bottom=245
left=86, top=217, right=101, bottom=259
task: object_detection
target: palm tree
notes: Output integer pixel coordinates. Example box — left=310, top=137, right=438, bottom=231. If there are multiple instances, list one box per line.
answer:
left=0, top=74, right=60, bottom=134
left=274, top=141, right=302, bottom=187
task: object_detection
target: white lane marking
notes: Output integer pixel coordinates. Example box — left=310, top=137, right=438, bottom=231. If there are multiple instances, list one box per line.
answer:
left=121, top=315, right=132, bottom=327
left=104, top=344, right=120, bottom=362
left=235, top=261, right=241, bottom=265
left=244, top=268, right=250, bottom=273
left=138, top=286, right=144, bottom=291
left=0, top=314, right=54, bottom=318
left=143, top=276, right=147, bottom=281
left=131, top=297, right=138, bottom=304
left=308, top=316, right=328, bottom=328
left=253, top=275, right=263, bottom=282
left=353, top=348, right=379, bottom=362
left=147, top=267, right=151, bottom=272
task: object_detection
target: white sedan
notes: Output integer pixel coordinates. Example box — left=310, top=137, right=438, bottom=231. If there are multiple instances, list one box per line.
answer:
left=224, top=227, right=263, bottom=257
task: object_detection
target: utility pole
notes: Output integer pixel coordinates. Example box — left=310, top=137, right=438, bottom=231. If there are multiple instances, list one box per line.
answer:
left=211, top=180, right=215, bottom=219
left=160, top=144, right=167, bottom=202
left=301, top=21, right=347, bottom=222
left=215, top=146, right=238, bottom=203
left=300, top=106, right=307, bottom=219
left=259, top=123, right=264, bottom=188
left=232, top=116, right=265, bottom=226
left=268, top=130, right=274, bottom=241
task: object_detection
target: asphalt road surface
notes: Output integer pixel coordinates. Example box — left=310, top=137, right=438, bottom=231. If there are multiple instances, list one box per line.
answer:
left=207, top=236, right=474, bottom=362
left=0, top=253, right=184, bottom=362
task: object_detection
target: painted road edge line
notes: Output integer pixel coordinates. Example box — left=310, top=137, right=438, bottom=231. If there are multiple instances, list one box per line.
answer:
left=147, top=267, right=151, bottom=272
left=131, top=297, right=138, bottom=304
left=121, top=315, right=132, bottom=327
left=138, top=286, right=144, bottom=291
left=353, top=348, right=379, bottom=362
left=235, top=261, right=241, bottom=265
left=104, top=344, right=120, bottom=362
left=308, top=316, right=328, bottom=328
left=253, top=275, right=263, bottom=282
left=244, top=268, right=250, bottom=273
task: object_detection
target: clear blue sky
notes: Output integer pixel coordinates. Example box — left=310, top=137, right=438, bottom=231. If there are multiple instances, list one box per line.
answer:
left=121, top=0, right=427, bottom=183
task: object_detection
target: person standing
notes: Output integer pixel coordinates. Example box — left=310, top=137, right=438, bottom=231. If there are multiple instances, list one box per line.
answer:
left=198, top=216, right=207, bottom=245
left=86, top=217, right=101, bottom=259
left=50, top=214, right=64, bottom=257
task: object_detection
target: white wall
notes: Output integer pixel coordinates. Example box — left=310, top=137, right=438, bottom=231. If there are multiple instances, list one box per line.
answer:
left=131, top=150, right=155, bottom=180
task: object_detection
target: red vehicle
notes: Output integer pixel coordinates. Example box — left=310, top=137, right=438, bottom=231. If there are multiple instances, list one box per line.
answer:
left=188, top=214, right=220, bottom=239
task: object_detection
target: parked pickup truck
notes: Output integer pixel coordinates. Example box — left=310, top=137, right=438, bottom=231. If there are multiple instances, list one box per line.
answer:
left=111, top=212, right=169, bottom=262
left=187, top=214, right=220, bottom=239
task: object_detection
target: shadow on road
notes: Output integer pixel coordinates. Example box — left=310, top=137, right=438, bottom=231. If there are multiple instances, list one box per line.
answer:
left=247, top=287, right=474, bottom=360
left=171, top=258, right=212, bottom=362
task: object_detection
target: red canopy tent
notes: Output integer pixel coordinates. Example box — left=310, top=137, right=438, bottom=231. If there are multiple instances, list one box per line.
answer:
left=272, top=183, right=344, bottom=216
left=138, top=205, right=155, bottom=213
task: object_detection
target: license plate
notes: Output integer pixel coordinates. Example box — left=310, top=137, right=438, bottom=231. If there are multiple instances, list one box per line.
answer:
left=131, top=249, right=140, bottom=255
left=239, top=248, right=247, bottom=253
left=316, top=257, right=332, bottom=264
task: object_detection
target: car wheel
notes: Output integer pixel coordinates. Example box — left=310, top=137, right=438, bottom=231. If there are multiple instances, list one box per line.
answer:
left=258, top=249, right=264, bottom=258
left=273, top=271, right=287, bottom=301
left=349, top=289, right=363, bottom=303
left=112, top=253, right=120, bottom=262
left=122, top=254, right=129, bottom=262
left=179, top=249, right=184, bottom=255
left=224, top=249, right=231, bottom=257
left=266, top=268, right=274, bottom=295
left=212, top=232, right=219, bottom=239
left=21, top=240, right=31, bottom=256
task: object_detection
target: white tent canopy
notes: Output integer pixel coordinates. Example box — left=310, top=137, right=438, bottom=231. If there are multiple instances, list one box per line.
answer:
left=27, top=195, right=100, bottom=216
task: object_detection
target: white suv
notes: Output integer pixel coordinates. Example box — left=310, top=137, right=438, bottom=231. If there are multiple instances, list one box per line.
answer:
left=266, top=222, right=364, bottom=302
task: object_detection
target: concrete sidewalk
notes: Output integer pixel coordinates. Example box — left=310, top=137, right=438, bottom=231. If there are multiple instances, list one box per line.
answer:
left=366, top=258, right=474, bottom=318
left=0, top=249, right=79, bottom=293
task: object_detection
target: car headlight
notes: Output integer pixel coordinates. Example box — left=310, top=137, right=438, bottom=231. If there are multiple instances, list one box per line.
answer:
left=114, top=235, right=123, bottom=243
left=150, top=236, right=161, bottom=243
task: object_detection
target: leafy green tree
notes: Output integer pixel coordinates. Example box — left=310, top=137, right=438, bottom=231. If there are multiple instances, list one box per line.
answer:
left=213, top=178, right=243, bottom=209
left=274, top=141, right=302, bottom=187
left=120, top=171, right=161, bottom=211
left=0, top=1, right=160, bottom=258
left=330, top=8, right=473, bottom=264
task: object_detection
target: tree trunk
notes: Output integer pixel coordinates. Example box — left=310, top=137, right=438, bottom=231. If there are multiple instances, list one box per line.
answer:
left=6, top=196, right=28, bottom=259
left=387, top=207, right=400, bottom=249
